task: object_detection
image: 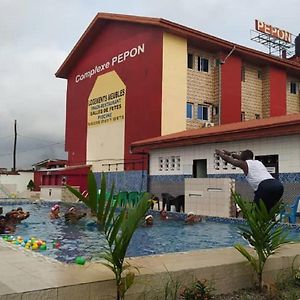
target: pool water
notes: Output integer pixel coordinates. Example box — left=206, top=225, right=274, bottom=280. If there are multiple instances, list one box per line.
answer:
left=0, top=202, right=296, bottom=263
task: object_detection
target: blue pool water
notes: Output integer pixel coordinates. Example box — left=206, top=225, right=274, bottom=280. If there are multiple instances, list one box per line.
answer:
left=0, top=201, right=297, bottom=263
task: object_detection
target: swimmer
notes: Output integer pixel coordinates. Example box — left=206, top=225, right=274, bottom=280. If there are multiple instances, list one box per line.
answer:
left=49, top=204, right=60, bottom=219
left=145, top=214, right=154, bottom=226
left=185, top=212, right=202, bottom=224
left=64, top=206, right=87, bottom=223
left=160, top=210, right=168, bottom=220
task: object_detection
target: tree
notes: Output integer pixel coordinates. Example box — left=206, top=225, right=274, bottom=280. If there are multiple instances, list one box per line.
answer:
left=232, top=192, right=289, bottom=291
left=27, top=179, right=35, bottom=191
left=67, top=171, right=151, bottom=299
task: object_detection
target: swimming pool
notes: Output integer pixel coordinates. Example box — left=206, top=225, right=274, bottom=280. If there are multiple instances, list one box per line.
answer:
left=0, top=200, right=296, bottom=263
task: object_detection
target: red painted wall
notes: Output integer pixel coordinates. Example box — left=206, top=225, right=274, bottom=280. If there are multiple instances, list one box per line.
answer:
left=269, top=67, right=286, bottom=116
left=35, top=166, right=90, bottom=193
left=221, top=56, right=242, bottom=124
left=65, top=22, right=163, bottom=170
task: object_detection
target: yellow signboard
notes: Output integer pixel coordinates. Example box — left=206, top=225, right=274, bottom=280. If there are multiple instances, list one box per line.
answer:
left=87, top=71, right=126, bottom=127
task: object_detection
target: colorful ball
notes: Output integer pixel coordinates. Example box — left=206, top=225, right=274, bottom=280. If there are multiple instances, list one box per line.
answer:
left=75, top=256, right=86, bottom=265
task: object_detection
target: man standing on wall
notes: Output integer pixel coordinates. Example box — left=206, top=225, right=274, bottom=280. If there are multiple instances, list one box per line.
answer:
left=215, top=149, right=284, bottom=213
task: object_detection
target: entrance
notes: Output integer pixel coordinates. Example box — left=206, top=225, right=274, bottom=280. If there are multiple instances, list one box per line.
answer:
left=193, top=159, right=207, bottom=178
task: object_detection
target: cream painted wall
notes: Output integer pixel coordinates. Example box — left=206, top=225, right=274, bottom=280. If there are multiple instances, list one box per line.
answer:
left=87, top=71, right=125, bottom=172
left=161, top=33, right=187, bottom=135
left=149, top=134, right=300, bottom=176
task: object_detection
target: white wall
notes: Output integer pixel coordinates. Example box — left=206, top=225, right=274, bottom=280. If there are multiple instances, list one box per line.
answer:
left=0, top=171, right=33, bottom=193
left=149, top=135, right=300, bottom=176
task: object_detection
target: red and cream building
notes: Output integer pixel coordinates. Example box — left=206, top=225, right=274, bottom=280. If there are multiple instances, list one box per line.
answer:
left=45, top=13, right=300, bottom=193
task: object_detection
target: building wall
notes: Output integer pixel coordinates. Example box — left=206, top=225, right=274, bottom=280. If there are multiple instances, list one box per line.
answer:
left=186, top=48, right=218, bottom=129
left=148, top=134, right=300, bottom=202
left=287, top=77, right=300, bottom=114
left=262, top=67, right=270, bottom=118
left=87, top=71, right=126, bottom=172
left=161, top=33, right=187, bottom=134
left=221, top=55, right=242, bottom=124
left=241, top=64, right=263, bottom=120
left=269, top=67, right=286, bottom=116
left=0, top=172, right=33, bottom=194
left=65, top=22, right=163, bottom=170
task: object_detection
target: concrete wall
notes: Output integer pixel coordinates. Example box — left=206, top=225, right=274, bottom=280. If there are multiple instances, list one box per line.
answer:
left=0, top=172, right=33, bottom=197
left=185, top=178, right=235, bottom=217
left=40, top=185, right=80, bottom=202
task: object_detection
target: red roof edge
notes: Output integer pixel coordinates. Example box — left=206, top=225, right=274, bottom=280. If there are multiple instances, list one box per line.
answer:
left=55, top=13, right=300, bottom=79
left=131, top=114, right=300, bottom=153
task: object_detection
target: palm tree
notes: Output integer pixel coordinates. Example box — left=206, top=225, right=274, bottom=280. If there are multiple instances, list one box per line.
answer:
left=232, top=192, right=289, bottom=291
left=67, top=171, right=151, bottom=299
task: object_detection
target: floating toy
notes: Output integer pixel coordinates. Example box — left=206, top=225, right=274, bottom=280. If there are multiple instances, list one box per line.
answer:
left=53, top=241, right=61, bottom=249
left=2, top=235, right=47, bottom=251
left=75, top=256, right=86, bottom=265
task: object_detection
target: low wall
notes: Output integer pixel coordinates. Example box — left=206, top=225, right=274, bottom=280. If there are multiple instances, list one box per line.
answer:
left=1, top=242, right=300, bottom=299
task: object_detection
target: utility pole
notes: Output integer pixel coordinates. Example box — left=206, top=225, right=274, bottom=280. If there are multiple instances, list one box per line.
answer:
left=12, top=120, right=17, bottom=172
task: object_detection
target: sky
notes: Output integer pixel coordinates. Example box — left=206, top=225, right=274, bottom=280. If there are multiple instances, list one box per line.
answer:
left=0, top=0, right=299, bottom=170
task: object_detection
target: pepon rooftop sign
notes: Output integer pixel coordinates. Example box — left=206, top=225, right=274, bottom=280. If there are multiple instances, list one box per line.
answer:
left=255, top=20, right=292, bottom=43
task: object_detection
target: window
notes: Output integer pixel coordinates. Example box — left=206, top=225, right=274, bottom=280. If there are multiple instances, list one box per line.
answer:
left=257, top=70, right=262, bottom=79
left=290, top=82, right=297, bottom=94
left=197, top=105, right=209, bottom=120
left=186, top=102, right=193, bottom=119
left=241, top=66, right=245, bottom=82
left=187, top=53, right=193, bottom=69
left=197, top=57, right=209, bottom=72
left=241, top=111, right=245, bottom=121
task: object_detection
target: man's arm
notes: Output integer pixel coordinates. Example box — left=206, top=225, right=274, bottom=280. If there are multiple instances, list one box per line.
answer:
left=215, top=149, right=248, bottom=174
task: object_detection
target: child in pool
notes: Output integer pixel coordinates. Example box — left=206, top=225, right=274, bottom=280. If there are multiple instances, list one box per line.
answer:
left=49, top=204, right=60, bottom=219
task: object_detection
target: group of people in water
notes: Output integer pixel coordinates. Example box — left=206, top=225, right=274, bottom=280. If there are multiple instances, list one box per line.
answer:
left=0, top=204, right=87, bottom=234
left=49, top=204, right=87, bottom=223
left=144, top=210, right=202, bottom=226
left=0, top=206, right=30, bottom=234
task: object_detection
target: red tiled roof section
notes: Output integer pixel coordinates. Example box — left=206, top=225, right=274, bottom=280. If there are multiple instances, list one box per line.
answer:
left=131, top=113, right=300, bottom=153
left=56, top=13, right=300, bottom=78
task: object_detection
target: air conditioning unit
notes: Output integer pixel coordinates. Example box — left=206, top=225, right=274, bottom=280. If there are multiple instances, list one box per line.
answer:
left=203, top=122, right=214, bottom=128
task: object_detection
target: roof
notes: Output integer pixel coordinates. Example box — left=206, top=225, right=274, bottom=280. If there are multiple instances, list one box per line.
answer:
left=131, top=113, right=300, bottom=153
left=56, top=13, right=300, bottom=78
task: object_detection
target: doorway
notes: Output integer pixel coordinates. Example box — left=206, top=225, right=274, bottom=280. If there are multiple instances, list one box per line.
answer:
left=193, top=159, right=207, bottom=178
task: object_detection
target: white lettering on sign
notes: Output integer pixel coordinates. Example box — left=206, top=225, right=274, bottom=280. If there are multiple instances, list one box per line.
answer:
left=255, top=20, right=291, bottom=43
left=75, top=43, right=145, bottom=83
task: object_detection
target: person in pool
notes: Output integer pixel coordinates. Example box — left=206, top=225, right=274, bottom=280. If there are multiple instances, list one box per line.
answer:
left=185, top=212, right=202, bottom=224
left=145, top=214, right=154, bottom=226
left=49, top=204, right=60, bottom=219
left=64, top=206, right=87, bottom=223
left=160, top=210, right=169, bottom=220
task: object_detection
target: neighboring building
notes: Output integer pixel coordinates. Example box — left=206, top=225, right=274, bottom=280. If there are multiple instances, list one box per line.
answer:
left=131, top=113, right=300, bottom=204
left=33, top=159, right=90, bottom=193
left=54, top=13, right=300, bottom=192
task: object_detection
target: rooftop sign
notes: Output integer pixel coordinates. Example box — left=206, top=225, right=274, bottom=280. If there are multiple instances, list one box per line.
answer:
left=255, top=20, right=292, bottom=43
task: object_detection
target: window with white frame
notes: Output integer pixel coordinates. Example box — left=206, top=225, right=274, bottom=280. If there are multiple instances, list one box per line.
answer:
left=197, top=104, right=209, bottom=121
left=197, top=57, right=209, bottom=72
left=186, top=102, right=193, bottom=119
